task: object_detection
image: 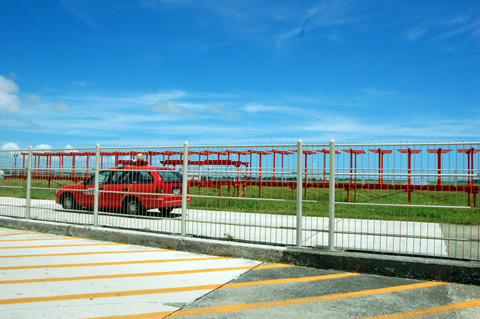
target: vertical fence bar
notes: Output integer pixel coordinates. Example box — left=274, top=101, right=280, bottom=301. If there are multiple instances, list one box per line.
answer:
left=454, top=168, right=458, bottom=187
left=296, top=139, right=303, bottom=247
left=181, top=141, right=188, bottom=236
left=328, top=139, right=336, bottom=250
left=25, top=146, right=33, bottom=219
left=93, top=144, right=100, bottom=226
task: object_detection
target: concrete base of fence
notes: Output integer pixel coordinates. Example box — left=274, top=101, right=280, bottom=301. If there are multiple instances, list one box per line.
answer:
left=1, top=216, right=478, bottom=286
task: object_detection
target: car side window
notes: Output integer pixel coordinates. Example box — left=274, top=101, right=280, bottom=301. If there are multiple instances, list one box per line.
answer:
left=111, top=171, right=129, bottom=184
left=157, top=170, right=182, bottom=183
left=127, top=171, right=153, bottom=184
left=85, top=171, right=112, bottom=185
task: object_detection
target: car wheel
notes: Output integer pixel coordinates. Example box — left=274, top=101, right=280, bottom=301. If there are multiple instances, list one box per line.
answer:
left=62, top=194, right=78, bottom=210
left=123, top=198, right=146, bottom=215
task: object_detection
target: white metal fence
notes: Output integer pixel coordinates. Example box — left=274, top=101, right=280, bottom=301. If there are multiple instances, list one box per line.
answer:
left=0, top=140, right=479, bottom=261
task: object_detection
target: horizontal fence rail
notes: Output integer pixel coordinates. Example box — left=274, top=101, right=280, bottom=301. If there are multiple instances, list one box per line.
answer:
left=0, top=140, right=479, bottom=261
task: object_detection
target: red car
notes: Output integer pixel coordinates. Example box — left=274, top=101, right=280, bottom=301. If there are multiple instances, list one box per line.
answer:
left=55, top=159, right=190, bottom=215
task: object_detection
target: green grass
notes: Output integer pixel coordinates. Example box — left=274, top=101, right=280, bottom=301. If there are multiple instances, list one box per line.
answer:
left=188, top=184, right=479, bottom=225
left=0, top=179, right=75, bottom=200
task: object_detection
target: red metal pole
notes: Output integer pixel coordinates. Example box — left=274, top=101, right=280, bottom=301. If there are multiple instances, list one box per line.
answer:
left=350, top=151, right=353, bottom=184
left=469, top=149, right=474, bottom=186
left=273, top=152, right=276, bottom=182
left=323, top=152, right=327, bottom=184
left=379, top=151, right=383, bottom=184
left=72, top=155, right=76, bottom=179
left=407, top=148, right=412, bottom=186
left=22, top=154, right=26, bottom=177
left=437, top=150, right=442, bottom=185
left=259, top=154, right=262, bottom=197
left=354, top=152, right=358, bottom=184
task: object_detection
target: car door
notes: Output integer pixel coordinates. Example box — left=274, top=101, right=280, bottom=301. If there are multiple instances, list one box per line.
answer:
left=100, top=169, right=131, bottom=210
left=128, top=170, right=156, bottom=207
left=77, top=170, right=112, bottom=208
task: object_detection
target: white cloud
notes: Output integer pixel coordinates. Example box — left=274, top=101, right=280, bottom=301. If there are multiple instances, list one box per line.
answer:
left=0, top=142, right=20, bottom=151
left=150, top=100, right=197, bottom=117
left=53, top=101, right=72, bottom=112
left=28, top=124, right=43, bottom=132
left=244, top=103, right=298, bottom=114
left=209, top=103, right=242, bottom=120
left=0, top=75, right=19, bottom=93
left=0, top=75, right=21, bottom=114
left=404, top=13, right=480, bottom=48
left=25, top=94, right=44, bottom=104
left=34, top=144, right=52, bottom=150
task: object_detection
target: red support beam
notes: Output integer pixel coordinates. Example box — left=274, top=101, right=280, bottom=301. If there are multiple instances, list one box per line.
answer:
left=458, top=148, right=479, bottom=206
left=341, top=149, right=366, bottom=184
left=397, top=148, right=422, bottom=202
left=368, top=149, right=393, bottom=184
left=248, top=150, right=272, bottom=197
left=270, top=149, right=294, bottom=182
left=316, top=149, right=341, bottom=184
left=426, top=148, right=453, bottom=185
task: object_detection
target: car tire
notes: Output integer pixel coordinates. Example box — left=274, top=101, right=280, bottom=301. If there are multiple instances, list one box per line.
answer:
left=123, top=198, right=146, bottom=215
left=61, top=194, right=78, bottom=210
left=160, top=207, right=174, bottom=217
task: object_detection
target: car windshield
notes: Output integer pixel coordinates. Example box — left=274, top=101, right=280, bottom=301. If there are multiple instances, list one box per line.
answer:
left=157, top=170, right=182, bottom=183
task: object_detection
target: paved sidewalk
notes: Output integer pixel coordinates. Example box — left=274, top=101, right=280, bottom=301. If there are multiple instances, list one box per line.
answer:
left=0, top=227, right=260, bottom=318
left=1, top=227, right=480, bottom=319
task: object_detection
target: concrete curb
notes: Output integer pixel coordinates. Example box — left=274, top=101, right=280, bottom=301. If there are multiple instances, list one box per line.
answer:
left=1, top=216, right=479, bottom=285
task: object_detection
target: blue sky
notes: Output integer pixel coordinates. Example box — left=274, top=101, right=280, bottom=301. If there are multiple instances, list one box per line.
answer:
left=0, top=0, right=479, bottom=150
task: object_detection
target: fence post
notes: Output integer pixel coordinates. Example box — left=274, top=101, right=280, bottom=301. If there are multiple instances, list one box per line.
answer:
left=25, top=146, right=33, bottom=219
left=392, top=168, right=395, bottom=186
left=454, top=168, right=458, bottom=187
left=181, top=141, right=188, bottom=236
left=296, top=139, right=303, bottom=247
left=93, top=144, right=100, bottom=226
left=328, top=139, right=336, bottom=250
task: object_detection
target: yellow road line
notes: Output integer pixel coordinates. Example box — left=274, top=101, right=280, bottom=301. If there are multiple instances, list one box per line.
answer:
left=0, top=264, right=288, bottom=285
left=360, top=298, right=480, bottom=319
left=224, top=272, right=361, bottom=289
left=0, top=243, right=123, bottom=250
left=85, top=281, right=448, bottom=319
left=0, top=232, right=46, bottom=237
left=254, top=264, right=292, bottom=270
left=0, top=256, right=227, bottom=270
left=0, top=283, right=222, bottom=305
left=0, top=271, right=361, bottom=306
left=0, top=237, right=78, bottom=242
left=0, top=264, right=308, bottom=285
left=0, top=249, right=169, bottom=259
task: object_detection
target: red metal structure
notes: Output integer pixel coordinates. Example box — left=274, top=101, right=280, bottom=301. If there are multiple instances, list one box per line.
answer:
left=341, top=149, right=366, bottom=202
left=289, top=150, right=317, bottom=198
left=426, top=148, right=453, bottom=186
left=368, top=149, right=393, bottom=184
left=316, top=149, right=341, bottom=184
left=458, top=148, right=480, bottom=206
left=397, top=148, right=422, bottom=202
left=12, top=146, right=479, bottom=206
left=270, top=149, right=294, bottom=182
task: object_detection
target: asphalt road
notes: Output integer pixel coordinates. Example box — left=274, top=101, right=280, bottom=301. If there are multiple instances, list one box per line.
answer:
left=1, top=227, right=479, bottom=319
